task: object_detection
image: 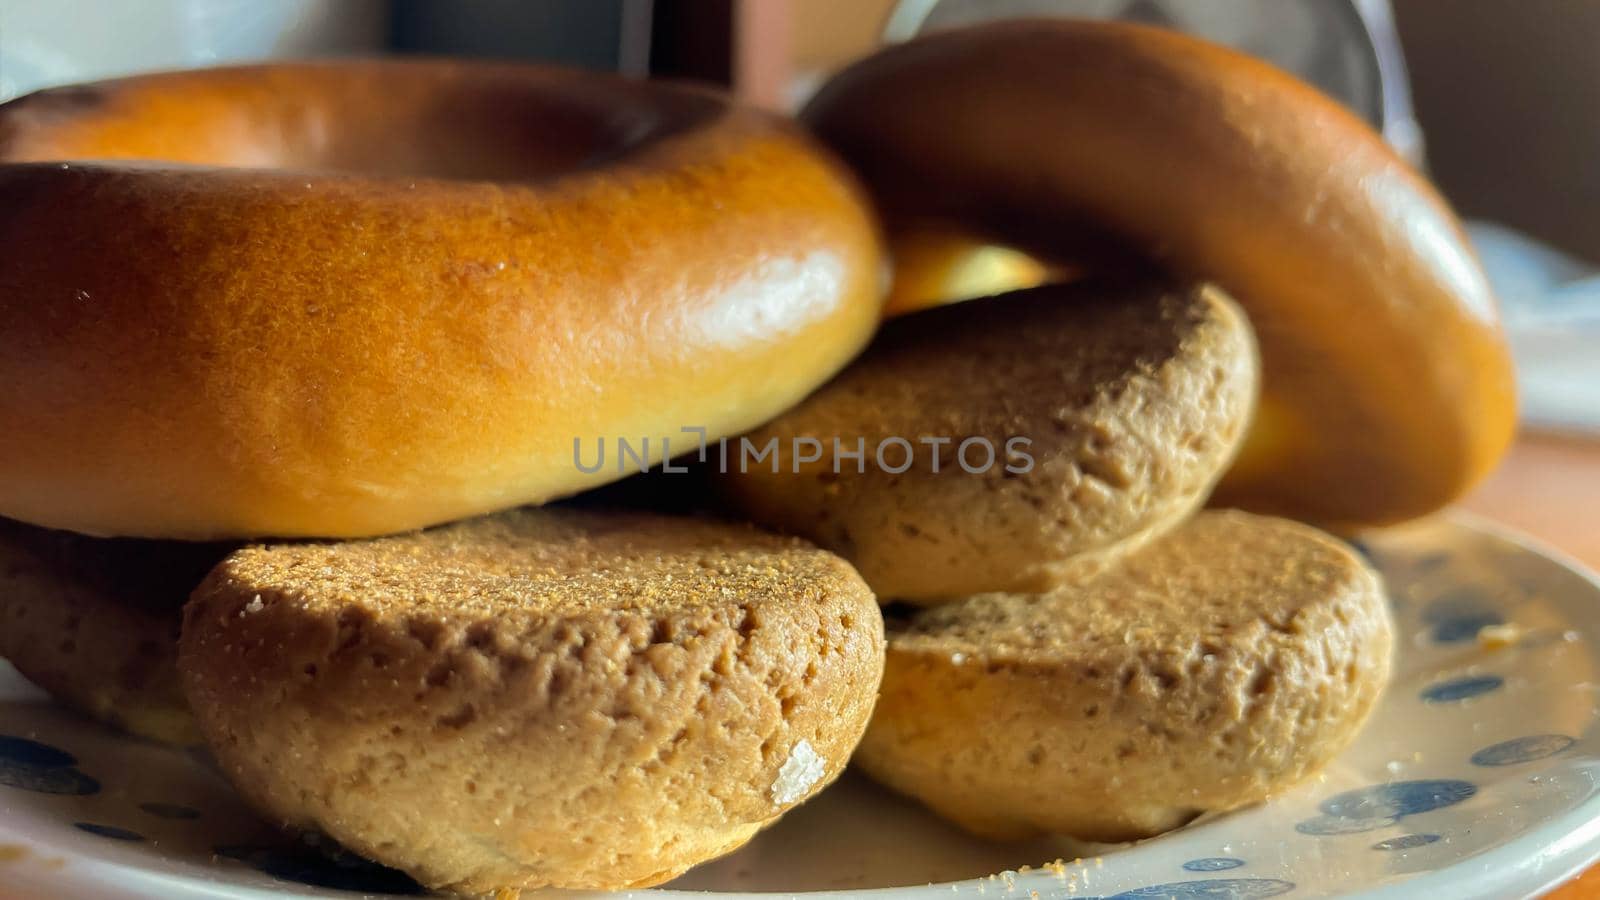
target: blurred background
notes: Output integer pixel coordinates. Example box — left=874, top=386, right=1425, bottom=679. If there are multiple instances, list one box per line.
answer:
left=2, top=0, right=1594, bottom=250
left=1, top=0, right=1596, bottom=551
left=3, top=1, right=1596, bottom=253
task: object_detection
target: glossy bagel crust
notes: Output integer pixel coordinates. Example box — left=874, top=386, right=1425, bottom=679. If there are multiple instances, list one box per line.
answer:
left=805, top=20, right=1516, bottom=527
left=0, top=61, right=884, bottom=540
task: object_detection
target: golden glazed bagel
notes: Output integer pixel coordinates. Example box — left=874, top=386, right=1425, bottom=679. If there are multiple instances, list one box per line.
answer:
left=881, top=223, right=1053, bottom=317
left=718, top=277, right=1258, bottom=601
left=805, top=20, right=1517, bottom=527
left=179, top=508, right=884, bottom=893
left=857, top=511, right=1393, bottom=842
left=0, top=61, right=883, bottom=540
left=0, top=519, right=226, bottom=744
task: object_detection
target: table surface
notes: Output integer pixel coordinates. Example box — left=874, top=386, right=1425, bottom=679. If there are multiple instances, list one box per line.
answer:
left=1460, top=432, right=1600, bottom=899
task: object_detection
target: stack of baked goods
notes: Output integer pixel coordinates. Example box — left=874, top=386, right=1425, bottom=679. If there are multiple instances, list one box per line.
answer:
left=0, top=19, right=1515, bottom=898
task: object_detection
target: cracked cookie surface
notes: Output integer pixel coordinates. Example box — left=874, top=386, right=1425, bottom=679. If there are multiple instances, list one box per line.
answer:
left=856, top=510, right=1392, bottom=841
left=717, top=277, right=1258, bottom=602
left=178, top=507, right=884, bottom=894
left=0, top=518, right=228, bottom=744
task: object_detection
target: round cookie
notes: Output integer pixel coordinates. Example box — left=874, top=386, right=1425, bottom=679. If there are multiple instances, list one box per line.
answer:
left=0, top=518, right=228, bottom=744
left=717, top=277, right=1258, bottom=601
left=178, top=508, right=885, bottom=894
left=856, top=510, right=1393, bottom=842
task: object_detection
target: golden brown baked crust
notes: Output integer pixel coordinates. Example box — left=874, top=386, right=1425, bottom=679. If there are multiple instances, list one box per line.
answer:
left=717, top=278, right=1258, bottom=601
left=178, top=508, right=884, bottom=893
left=0, top=61, right=884, bottom=540
left=856, top=510, right=1393, bottom=842
left=880, top=223, right=1053, bottom=316
left=0, top=519, right=227, bottom=744
left=806, top=20, right=1516, bottom=527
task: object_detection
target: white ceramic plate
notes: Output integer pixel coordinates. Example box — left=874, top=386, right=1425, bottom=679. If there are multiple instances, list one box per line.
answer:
left=3, top=513, right=1600, bottom=899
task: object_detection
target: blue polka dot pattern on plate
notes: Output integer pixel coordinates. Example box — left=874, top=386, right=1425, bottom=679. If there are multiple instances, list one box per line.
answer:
left=1320, top=779, right=1477, bottom=820
left=74, top=822, right=145, bottom=841
left=1422, top=590, right=1503, bottom=643
left=1298, top=779, right=1477, bottom=835
left=139, top=801, right=200, bottom=820
left=0, top=734, right=100, bottom=796
left=1373, top=834, right=1440, bottom=851
left=216, top=844, right=424, bottom=894
left=1471, top=734, right=1576, bottom=767
left=0, top=764, right=101, bottom=795
left=1421, top=674, right=1504, bottom=703
left=1108, top=878, right=1295, bottom=898
left=1431, top=614, right=1503, bottom=643
left=0, top=735, right=76, bottom=768
left=1182, top=858, right=1245, bottom=872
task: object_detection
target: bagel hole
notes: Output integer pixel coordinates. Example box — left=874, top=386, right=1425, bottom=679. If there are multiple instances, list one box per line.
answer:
left=296, top=81, right=680, bottom=181
left=19, top=66, right=725, bottom=183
